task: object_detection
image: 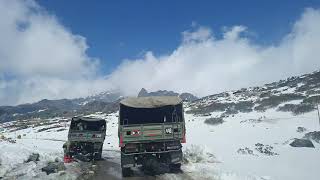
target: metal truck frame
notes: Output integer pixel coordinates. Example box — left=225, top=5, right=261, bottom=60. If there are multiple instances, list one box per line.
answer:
left=118, top=96, right=186, bottom=176
left=63, top=117, right=106, bottom=162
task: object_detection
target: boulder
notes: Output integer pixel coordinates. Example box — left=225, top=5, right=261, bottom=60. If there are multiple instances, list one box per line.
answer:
left=204, top=117, right=224, bottom=125
left=290, top=138, right=314, bottom=148
left=41, top=162, right=66, bottom=175
left=26, top=153, right=40, bottom=163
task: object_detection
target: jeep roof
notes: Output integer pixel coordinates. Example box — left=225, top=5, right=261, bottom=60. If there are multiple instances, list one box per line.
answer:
left=71, top=116, right=105, bottom=122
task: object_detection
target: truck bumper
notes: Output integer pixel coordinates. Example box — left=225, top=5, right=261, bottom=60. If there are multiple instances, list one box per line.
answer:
left=121, top=149, right=182, bottom=167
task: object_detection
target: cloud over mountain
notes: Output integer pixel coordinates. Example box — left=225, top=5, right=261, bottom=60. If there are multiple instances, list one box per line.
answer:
left=107, top=8, right=320, bottom=97
left=0, top=0, right=320, bottom=105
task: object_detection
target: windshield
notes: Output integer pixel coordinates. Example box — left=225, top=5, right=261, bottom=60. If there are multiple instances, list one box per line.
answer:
left=70, top=120, right=106, bottom=131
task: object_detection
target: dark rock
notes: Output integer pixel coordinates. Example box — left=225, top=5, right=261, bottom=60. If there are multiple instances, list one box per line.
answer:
left=304, top=131, right=320, bottom=143
left=237, top=147, right=254, bottom=155
left=290, top=138, right=315, bottom=148
left=26, top=153, right=40, bottom=163
left=255, top=143, right=279, bottom=155
left=297, top=127, right=307, bottom=133
left=41, top=162, right=66, bottom=175
left=204, top=117, right=224, bottom=125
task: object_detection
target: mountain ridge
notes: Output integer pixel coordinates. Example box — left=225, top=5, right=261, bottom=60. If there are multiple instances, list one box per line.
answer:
left=1, top=69, right=320, bottom=122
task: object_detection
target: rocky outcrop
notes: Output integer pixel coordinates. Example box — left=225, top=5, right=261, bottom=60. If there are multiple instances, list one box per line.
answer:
left=26, top=153, right=40, bottom=163
left=137, top=88, right=198, bottom=102
left=179, top=93, right=198, bottom=102
left=290, top=138, right=315, bottom=148
left=304, top=131, right=320, bottom=143
left=137, top=88, right=149, bottom=97
left=297, top=127, right=307, bottom=133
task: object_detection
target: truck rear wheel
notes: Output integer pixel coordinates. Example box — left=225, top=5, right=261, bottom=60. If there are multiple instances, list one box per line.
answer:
left=122, top=167, right=132, bottom=177
left=169, top=163, right=181, bottom=172
left=94, top=152, right=102, bottom=160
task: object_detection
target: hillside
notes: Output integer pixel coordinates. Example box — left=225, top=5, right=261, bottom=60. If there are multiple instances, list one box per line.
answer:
left=138, top=88, right=198, bottom=102
left=187, top=70, right=320, bottom=117
left=0, top=91, right=122, bottom=123
left=0, top=89, right=197, bottom=123
left=0, top=70, right=320, bottom=179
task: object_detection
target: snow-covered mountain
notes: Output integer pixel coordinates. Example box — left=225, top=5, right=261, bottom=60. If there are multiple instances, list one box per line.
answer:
left=0, top=88, right=198, bottom=123
left=1, top=70, right=320, bottom=179
left=188, top=70, right=320, bottom=117
left=0, top=91, right=122, bottom=123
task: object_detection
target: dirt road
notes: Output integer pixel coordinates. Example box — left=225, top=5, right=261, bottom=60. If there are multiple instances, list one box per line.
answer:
left=91, top=159, right=156, bottom=180
left=89, top=150, right=192, bottom=180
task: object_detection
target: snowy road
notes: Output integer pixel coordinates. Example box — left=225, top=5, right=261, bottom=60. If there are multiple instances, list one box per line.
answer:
left=91, top=159, right=156, bottom=180
left=89, top=150, right=192, bottom=180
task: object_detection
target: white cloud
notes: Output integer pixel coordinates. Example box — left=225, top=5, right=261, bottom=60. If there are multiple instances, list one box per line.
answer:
left=0, top=0, right=111, bottom=105
left=1, top=0, right=320, bottom=105
left=106, top=8, right=320, bottom=97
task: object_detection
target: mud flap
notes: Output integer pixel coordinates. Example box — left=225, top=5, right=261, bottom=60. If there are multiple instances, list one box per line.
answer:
left=170, top=150, right=183, bottom=163
left=121, top=153, right=135, bottom=168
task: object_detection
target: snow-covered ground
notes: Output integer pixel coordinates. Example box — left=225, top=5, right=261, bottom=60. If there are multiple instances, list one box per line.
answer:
left=1, top=106, right=320, bottom=179
left=182, top=108, right=320, bottom=180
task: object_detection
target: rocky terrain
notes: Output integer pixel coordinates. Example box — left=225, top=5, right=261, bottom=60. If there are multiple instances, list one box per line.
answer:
left=1, top=70, right=320, bottom=180
left=0, top=91, right=122, bottom=123
left=138, top=88, right=198, bottom=102
left=0, top=89, right=198, bottom=123
left=187, top=70, right=320, bottom=118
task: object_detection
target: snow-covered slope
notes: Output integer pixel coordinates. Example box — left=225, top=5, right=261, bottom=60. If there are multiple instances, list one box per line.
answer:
left=1, top=108, right=319, bottom=180
left=1, top=70, right=320, bottom=179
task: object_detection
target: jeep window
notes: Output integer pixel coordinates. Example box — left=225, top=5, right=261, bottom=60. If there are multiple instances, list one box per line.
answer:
left=119, top=104, right=183, bottom=125
left=70, top=120, right=106, bottom=131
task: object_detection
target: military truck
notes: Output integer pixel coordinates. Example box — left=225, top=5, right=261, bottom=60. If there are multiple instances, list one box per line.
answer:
left=63, top=117, right=106, bottom=162
left=118, top=96, right=186, bottom=176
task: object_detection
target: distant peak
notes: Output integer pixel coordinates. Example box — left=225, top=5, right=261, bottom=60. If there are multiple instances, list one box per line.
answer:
left=138, top=88, right=149, bottom=97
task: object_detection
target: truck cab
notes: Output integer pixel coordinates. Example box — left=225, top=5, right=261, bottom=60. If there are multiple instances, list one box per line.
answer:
left=63, top=117, right=106, bottom=162
left=118, top=96, right=186, bottom=176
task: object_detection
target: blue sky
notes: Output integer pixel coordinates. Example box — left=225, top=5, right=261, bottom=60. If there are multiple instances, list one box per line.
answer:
left=37, top=0, right=320, bottom=74
left=1, top=0, right=320, bottom=105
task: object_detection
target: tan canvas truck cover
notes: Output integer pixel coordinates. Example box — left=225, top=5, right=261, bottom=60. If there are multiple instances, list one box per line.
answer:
left=120, top=96, right=182, bottom=108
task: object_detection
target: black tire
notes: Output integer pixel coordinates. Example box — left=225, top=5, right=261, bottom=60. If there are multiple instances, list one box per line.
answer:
left=143, top=156, right=166, bottom=175
left=169, top=163, right=181, bottom=172
left=122, top=167, right=131, bottom=177
left=94, top=153, right=102, bottom=160
left=94, top=149, right=103, bottom=160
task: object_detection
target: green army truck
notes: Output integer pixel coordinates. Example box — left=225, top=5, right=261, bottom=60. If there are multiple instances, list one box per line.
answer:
left=118, top=96, right=186, bottom=176
left=63, top=117, right=106, bottom=162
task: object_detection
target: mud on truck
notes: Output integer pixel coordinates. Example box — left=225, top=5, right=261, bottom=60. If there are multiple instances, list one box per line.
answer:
left=118, top=96, right=186, bottom=176
left=63, top=117, right=106, bottom=162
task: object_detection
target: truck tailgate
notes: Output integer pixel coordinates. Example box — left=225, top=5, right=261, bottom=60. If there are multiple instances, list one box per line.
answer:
left=120, top=123, right=184, bottom=143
